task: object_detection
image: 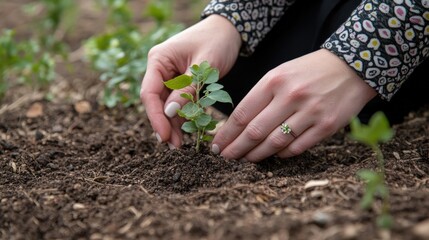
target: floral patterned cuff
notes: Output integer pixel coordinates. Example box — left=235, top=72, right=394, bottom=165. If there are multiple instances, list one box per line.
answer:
left=201, top=0, right=295, bottom=56
left=322, top=0, right=429, bottom=101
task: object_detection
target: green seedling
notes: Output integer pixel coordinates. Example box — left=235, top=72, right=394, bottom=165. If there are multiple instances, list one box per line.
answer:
left=164, top=61, right=232, bottom=152
left=349, top=111, right=395, bottom=229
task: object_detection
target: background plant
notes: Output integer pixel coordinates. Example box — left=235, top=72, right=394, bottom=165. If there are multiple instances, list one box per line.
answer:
left=0, top=0, right=78, bottom=102
left=349, top=111, right=395, bottom=229
left=23, top=0, right=77, bottom=56
left=0, top=30, right=55, bottom=100
left=164, top=61, right=232, bottom=152
left=84, top=0, right=184, bottom=107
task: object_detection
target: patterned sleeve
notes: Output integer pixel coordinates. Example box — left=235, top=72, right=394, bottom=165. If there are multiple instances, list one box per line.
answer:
left=201, top=0, right=296, bottom=56
left=322, top=1, right=429, bottom=101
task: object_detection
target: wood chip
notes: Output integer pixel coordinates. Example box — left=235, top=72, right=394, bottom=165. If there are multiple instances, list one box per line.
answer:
left=304, top=179, right=329, bottom=189
left=26, top=102, right=43, bottom=118
left=393, top=152, right=400, bottom=160
left=74, top=100, right=92, bottom=114
left=413, top=219, right=429, bottom=239
left=72, top=203, right=86, bottom=210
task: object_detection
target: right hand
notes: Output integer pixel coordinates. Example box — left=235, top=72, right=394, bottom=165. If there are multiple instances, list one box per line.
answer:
left=140, top=15, right=241, bottom=148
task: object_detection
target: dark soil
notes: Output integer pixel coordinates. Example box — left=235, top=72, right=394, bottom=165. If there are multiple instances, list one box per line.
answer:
left=1, top=1, right=429, bottom=240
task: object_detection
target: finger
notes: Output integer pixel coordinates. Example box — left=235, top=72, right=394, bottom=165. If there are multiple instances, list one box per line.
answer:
left=212, top=78, right=274, bottom=155
left=167, top=116, right=185, bottom=148
left=141, top=62, right=174, bottom=143
left=218, top=96, right=297, bottom=160
left=164, top=85, right=196, bottom=118
left=276, top=120, right=336, bottom=158
left=242, top=112, right=312, bottom=162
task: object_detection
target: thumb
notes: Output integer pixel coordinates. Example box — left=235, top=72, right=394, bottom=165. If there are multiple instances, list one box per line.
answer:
left=164, top=85, right=196, bottom=118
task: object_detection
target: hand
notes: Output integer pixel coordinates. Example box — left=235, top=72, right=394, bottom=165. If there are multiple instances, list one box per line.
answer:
left=140, top=15, right=241, bottom=148
left=211, top=49, right=377, bottom=162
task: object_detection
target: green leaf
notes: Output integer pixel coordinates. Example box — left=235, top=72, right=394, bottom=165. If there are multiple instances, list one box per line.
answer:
left=368, top=111, right=394, bottom=143
left=199, top=61, right=210, bottom=72
left=164, top=74, right=192, bottom=90
left=181, top=121, right=197, bottom=133
left=190, top=64, right=199, bottom=76
left=377, top=213, right=394, bottom=229
left=196, top=113, right=212, bottom=127
left=180, top=92, right=194, bottom=101
left=202, top=135, right=214, bottom=142
left=206, top=83, right=223, bottom=91
left=360, top=188, right=375, bottom=209
left=207, top=90, right=233, bottom=104
left=349, top=112, right=394, bottom=146
left=205, top=120, right=218, bottom=131
left=205, top=69, right=219, bottom=84
left=199, top=97, right=216, bottom=108
left=180, top=102, right=201, bottom=119
left=357, top=169, right=380, bottom=183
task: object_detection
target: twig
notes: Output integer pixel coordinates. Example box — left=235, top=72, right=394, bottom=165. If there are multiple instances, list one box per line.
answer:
left=0, top=92, right=43, bottom=116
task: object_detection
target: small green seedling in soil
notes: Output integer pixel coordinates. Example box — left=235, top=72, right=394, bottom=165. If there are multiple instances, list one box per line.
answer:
left=349, top=111, right=395, bottom=229
left=164, top=61, right=232, bottom=152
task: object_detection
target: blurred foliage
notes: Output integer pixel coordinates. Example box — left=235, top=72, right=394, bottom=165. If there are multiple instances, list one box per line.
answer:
left=0, top=30, right=55, bottom=99
left=85, top=0, right=184, bottom=108
left=350, top=112, right=394, bottom=229
left=23, top=0, right=77, bottom=56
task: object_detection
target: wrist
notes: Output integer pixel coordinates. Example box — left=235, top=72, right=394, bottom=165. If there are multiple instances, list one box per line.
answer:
left=204, top=15, right=242, bottom=53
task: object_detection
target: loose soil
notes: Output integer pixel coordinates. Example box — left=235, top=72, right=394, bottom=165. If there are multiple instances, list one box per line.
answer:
left=1, top=1, right=429, bottom=240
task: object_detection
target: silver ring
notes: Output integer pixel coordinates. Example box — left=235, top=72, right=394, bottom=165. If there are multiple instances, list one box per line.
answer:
left=280, top=122, right=297, bottom=138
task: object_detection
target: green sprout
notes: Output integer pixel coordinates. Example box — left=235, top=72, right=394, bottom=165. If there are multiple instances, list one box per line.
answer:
left=349, top=111, right=395, bottom=229
left=164, top=61, right=232, bottom=152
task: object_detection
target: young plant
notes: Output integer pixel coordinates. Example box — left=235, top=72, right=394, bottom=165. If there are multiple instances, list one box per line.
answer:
left=349, top=111, right=395, bottom=229
left=163, top=61, right=232, bottom=152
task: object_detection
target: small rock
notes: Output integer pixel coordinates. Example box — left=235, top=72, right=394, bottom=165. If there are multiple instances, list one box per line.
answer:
left=173, top=172, right=181, bottom=182
left=26, top=102, right=43, bottom=118
left=35, top=130, right=44, bottom=141
left=52, top=125, right=63, bottom=133
left=47, top=163, right=59, bottom=170
left=393, top=152, right=400, bottom=160
left=10, top=161, right=17, bottom=173
left=312, top=211, right=333, bottom=227
left=73, top=203, right=86, bottom=210
left=413, top=219, right=429, bottom=239
left=74, top=100, right=92, bottom=114
left=267, top=171, right=274, bottom=178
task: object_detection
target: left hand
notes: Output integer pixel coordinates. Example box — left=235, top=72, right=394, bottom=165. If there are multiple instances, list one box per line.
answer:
left=211, top=49, right=377, bottom=162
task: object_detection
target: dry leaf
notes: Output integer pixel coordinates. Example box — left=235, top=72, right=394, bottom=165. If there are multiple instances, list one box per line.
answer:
left=26, top=102, right=43, bottom=118
left=74, top=100, right=92, bottom=114
left=304, top=179, right=329, bottom=189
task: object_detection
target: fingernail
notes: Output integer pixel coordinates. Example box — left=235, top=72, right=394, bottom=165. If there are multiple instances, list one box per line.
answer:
left=168, top=142, right=176, bottom=150
left=155, top=132, right=162, bottom=143
left=211, top=144, right=220, bottom=154
left=164, top=102, right=180, bottom=118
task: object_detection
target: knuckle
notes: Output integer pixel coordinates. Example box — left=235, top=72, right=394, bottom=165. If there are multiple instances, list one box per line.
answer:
left=245, top=124, right=265, bottom=142
left=287, top=144, right=305, bottom=156
left=268, top=134, right=288, bottom=149
left=288, top=86, right=309, bottom=101
left=230, top=106, right=249, bottom=127
left=319, top=116, right=337, bottom=134
left=222, top=148, right=241, bottom=160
